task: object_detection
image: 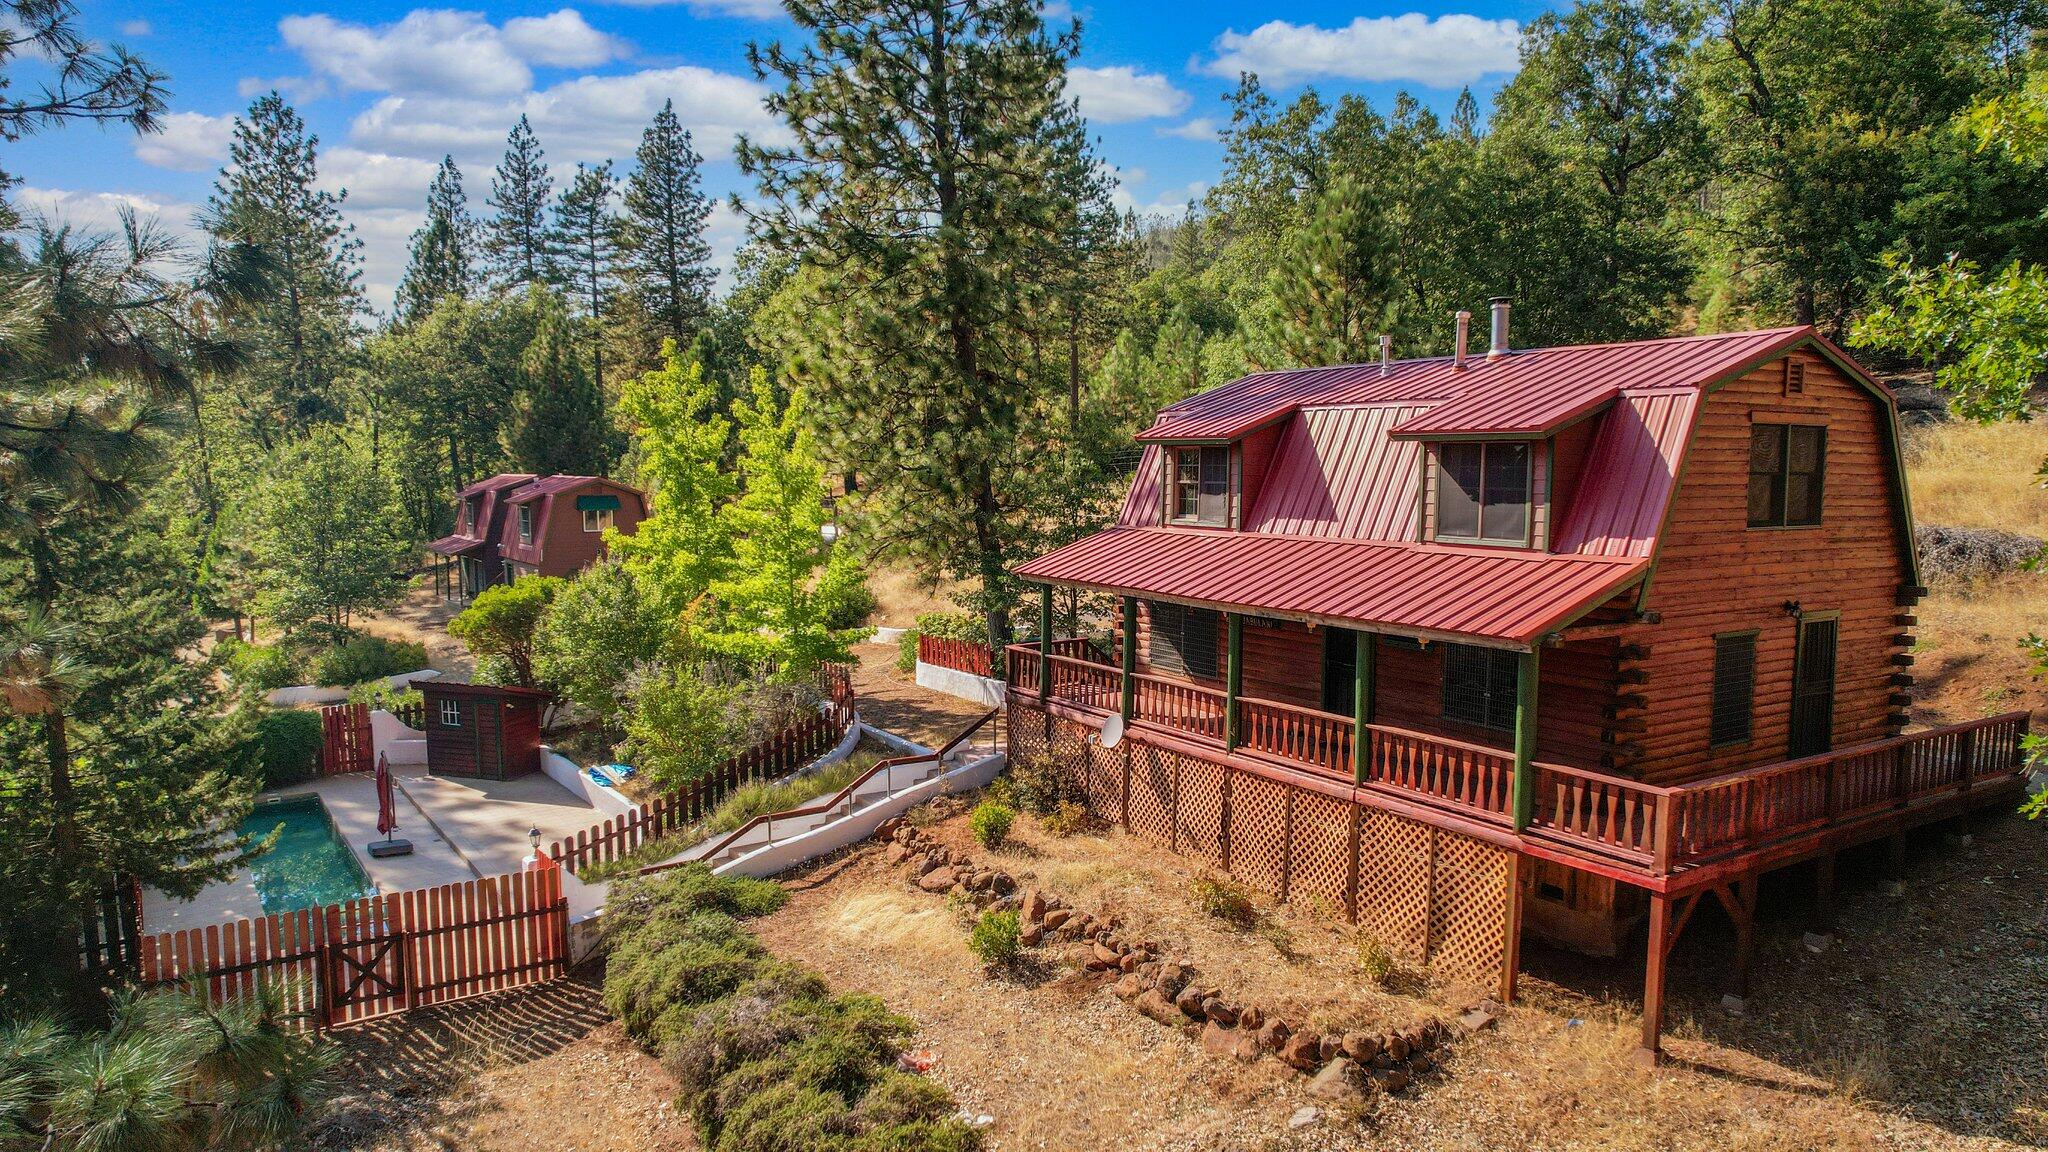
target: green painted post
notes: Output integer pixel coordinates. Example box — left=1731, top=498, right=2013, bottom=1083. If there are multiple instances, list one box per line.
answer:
left=1120, top=597, right=1137, bottom=721
left=1037, top=584, right=1054, bottom=698
left=1512, top=648, right=1541, bottom=830
left=1353, top=630, right=1375, bottom=784
left=1225, top=613, right=1244, bottom=749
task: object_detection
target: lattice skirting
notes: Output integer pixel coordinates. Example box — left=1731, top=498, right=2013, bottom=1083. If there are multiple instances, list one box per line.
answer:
left=1009, top=700, right=1516, bottom=987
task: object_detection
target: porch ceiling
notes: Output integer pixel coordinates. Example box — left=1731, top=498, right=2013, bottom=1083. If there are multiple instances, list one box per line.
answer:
left=1013, top=527, right=1647, bottom=649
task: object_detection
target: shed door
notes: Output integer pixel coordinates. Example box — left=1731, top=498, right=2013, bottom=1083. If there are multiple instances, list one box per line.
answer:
left=1789, top=617, right=1838, bottom=759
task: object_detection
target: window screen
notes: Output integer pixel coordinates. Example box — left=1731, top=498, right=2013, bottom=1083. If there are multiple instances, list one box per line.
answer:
left=1435, top=442, right=1531, bottom=543
left=1148, top=601, right=1219, bottom=679
left=1748, top=424, right=1824, bottom=527
left=1709, top=632, right=1756, bottom=747
left=1169, top=446, right=1231, bottom=526
left=1441, top=643, right=1519, bottom=730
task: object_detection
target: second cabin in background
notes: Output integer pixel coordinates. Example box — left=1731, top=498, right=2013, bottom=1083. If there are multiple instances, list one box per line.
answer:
left=428, top=473, right=649, bottom=601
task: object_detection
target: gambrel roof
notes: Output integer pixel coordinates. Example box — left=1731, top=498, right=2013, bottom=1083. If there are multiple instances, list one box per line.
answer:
left=1022, top=325, right=1900, bottom=649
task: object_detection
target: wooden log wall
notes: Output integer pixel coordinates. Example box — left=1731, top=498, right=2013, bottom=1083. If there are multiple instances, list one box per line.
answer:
left=1632, top=349, right=1915, bottom=786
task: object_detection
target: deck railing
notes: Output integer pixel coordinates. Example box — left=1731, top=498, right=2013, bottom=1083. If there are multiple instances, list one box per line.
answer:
left=1133, top=673, right=1228, bottom=739
left=1240, top=696, right=1353, bottom=778
left=917, top=635, right=998, bottom=679
left=1007, top=642, right=2029, bottom=876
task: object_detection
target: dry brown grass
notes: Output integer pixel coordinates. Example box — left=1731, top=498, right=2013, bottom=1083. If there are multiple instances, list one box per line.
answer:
left=1903, top=420, right=2048, bottom=538
left=863, top=560, right=972, bottom=627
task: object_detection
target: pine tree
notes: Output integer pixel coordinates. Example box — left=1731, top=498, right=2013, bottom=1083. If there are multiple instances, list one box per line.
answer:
left=507, top=292, right=615, bottom=477
left=1251, top=174, right=1396, bottom=370
left=551, top=161, right=621, bottom=388
left=395, top=155, right=479, bottom=321
left=485, top=115, right=554, bottom=291
left=622, top=100, right=716, bottom=357
left=739, top=0, right=1094, bottom=651
left=201, top=92, right=363, bottom=442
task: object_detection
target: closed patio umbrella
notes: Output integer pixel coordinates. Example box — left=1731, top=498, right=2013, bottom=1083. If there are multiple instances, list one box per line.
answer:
left=370, top=752, right=413, bottom=857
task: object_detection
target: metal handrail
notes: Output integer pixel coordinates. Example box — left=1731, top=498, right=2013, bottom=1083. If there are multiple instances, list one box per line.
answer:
left=641, top=708, right=1001, bottom=876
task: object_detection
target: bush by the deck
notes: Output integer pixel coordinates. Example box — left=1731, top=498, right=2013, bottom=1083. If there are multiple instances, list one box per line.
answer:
left=603, top=867, right=980, bottom=1152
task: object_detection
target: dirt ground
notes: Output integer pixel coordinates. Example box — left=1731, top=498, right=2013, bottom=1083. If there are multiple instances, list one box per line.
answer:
left=850, top=641, right=995, bottom=748
left=355, top=574, right=475, bottom=680
left=312, top=967, right=694, bottom=1152
left=750, top=798, right=2048, bottom=1152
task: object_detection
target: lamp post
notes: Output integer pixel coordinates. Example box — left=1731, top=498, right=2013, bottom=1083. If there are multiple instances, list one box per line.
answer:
left=525, top=825, right=544, bottom=871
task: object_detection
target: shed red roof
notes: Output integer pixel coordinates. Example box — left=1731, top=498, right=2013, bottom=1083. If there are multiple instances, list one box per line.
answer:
left=1015, top=528, right=1645, bottom=648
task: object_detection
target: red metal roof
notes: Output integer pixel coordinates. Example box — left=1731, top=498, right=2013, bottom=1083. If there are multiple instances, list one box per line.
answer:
left=505, top=474, right=613, bottom=504
left=427, top=533, right=489, bottom=556
left=1139, top=326, right=1815, bottom=443
left=1553, top=390, right=1698, bottom=558
left=456, top=473, right=535, bottom=500
left=1015, top=528, right=1645, bottom=648
left=1118, top=444, right=1164, bottom=526
left=1243, top=405, right=1429, bottom=540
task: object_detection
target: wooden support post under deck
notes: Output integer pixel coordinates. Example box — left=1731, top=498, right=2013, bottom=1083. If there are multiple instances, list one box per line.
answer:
left=1224, top=613, right=1243, bottom=749
left=1640, top=890, right=1673, bottom=1065
left=1511, top=648, right=1540, bottom=830
left=1810, top=852, right=1838, bottom=938
left=1119, top=597, right=1137, bottom=722
left=1037, top=584, right=1053, bottom=698
left=1352, top=630, right=1375, bottom=784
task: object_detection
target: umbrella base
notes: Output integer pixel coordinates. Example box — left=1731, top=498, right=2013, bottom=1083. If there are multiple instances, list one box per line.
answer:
left=368, top=838, right=414, bottom=858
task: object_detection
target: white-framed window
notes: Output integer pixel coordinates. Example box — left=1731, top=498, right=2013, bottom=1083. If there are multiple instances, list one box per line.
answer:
left=517, top=505, right=533, bottom=542
left=439, top=699, right=461, bottom=727
left=581, top=508, right=614, bottom=533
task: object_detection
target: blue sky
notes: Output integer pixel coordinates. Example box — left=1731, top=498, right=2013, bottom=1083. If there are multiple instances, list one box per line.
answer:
left=9, top=0, right=1554, bottom=310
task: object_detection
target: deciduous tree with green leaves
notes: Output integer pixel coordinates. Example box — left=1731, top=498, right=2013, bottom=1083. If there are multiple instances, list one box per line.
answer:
left=243, top=432, right=414, bottom=634
left=534, top=559, right=663, bottom=724
left=607, top=344, right=733, bottom=622
left=448, top=574, right=562, bottom=688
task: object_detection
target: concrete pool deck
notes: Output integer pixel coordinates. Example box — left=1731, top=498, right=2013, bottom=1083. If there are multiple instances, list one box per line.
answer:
left=141, top=767, right=605, bottom=933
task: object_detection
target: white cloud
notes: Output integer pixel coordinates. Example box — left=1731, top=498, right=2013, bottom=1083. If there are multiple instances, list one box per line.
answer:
left=1157, top=117, right=1219, bottom=142
left=320, top=147, right=442, bottom=209
left=132, top=111, right=234, bottom=171
left=119, top=19, right=152, bottom=36
left=238, top=74, right=333, bottom=102
left=345, top=205, right=423, bottom=312
left=1111, top=176, right=1207, bottom=221
left=501, top=10, right=633, bottom=68
left=278, top=8, right=631, bottom=100
left=11, top=185, right=203, bottom=248
left=1202, top=13, right=1521, bottom=88
left=350, top=64, right=781, bottom=168
left=1066, top=65, right=1189, bottom=124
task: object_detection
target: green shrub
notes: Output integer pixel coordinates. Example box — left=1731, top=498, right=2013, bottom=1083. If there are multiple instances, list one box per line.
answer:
left=602, top=867, right=978, bottom=1152
left=822, top=572, right=877, bottom=631
left=252, top=708, right=324, bottom=788
left=312, top=634, right=428, bottom=687
left=1040, top=800, right=1092, bottom=837
left=895, top=629, right=919, bottom=673
left=967, top=909, right=1021, bottom=968
left=967, top=801, right=1014, bottom=850
left=346, top=679, right=422, bottom=710
left=1007, top=751, right=1086, bottom=815
left=219, top=639, right=305, bottom=692
left=1357, top=935, right=1396, bottom=987
left=1192, top=873, right=1257, bottom=928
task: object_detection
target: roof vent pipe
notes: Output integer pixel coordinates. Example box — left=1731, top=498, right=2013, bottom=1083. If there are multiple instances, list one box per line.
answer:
left=1488, top=297, right=1511, bottom=359
left=1452, top=310, right=1472, bottom=369
left=1378, top=334, right=1392, bottom=376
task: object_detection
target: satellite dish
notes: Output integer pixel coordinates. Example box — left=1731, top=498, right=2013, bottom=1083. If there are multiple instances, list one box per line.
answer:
left=1098, top=713, right=1125, bottom=749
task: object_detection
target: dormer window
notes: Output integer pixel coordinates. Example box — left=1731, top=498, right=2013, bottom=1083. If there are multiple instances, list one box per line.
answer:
left=1434, top=442, right=1531, bottom=545
left=1168, top=446, right=1229, bottom=527
left=518, top=505, right=533, bottom=543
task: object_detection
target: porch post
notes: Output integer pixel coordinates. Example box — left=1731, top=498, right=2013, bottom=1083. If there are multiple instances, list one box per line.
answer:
left=1640, top=890, right=1672, bottom=1065
left=1120, top=597, right=1137, bottom=722
left=1225, top=613, right=1243, bottom=749
left=1352, top=630, right=1375, bottom=784
left=1511, top=648, right=1540, bottom=830
left=1037, top=584, right=1054, bottom=698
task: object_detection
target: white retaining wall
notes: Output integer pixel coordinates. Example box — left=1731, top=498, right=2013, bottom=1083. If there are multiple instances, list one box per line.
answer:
left=914, top=660, right=1007, bottom=707
left=268, top=667, right=442, bottom=708
left=369, top=709, right=427, bottom=767
left=540, top=748, right=638, bottom=819
left=716, top=751, right=1006, bottom=880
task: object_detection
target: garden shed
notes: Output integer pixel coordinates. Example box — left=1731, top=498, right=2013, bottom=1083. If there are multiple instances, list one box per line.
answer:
left=421, top=682, right=552, bottom=781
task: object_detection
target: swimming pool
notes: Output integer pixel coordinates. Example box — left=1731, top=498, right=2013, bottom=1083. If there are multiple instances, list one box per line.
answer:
left=241, top=795, right=376, bottom=914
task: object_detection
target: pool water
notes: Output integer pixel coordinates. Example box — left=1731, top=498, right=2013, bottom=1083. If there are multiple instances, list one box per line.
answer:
left=241, top=796, right=376, bottom=914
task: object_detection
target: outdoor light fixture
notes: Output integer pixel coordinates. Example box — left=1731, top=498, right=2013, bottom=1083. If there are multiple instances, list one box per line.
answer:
left=529, top=826, right=542, bottom=852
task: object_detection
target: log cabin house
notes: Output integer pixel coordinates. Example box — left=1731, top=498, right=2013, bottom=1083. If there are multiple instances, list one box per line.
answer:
left=1000, top=302, right=2028, bottom=1061
left=429, top=473, right=648, bottom=600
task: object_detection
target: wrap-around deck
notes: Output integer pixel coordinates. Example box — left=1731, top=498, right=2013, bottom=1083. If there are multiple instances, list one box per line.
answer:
left=1006, top=642, right=2028, bottom=893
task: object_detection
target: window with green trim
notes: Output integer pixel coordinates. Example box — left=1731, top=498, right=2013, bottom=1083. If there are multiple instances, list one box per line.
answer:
left=1710, top=632, right=1757, bottom=747
left=1747, top=424, right=1825, bottom=527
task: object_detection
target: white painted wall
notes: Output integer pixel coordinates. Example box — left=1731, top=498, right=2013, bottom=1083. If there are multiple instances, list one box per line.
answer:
left=540, top=749, right=637, bottom=819
left=369, top=709, right=427, bottom=767
left=915, top=660, right=1007, bottom=707
left=715, top=752, right=1005, bottom=880
left=267, top=667, right=442, bottom=708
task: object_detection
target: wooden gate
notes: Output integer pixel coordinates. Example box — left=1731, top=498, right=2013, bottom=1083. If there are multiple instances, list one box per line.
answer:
left=139, top=866, right=568, bottom=1029
left=320, top=702, right=374, bottom=776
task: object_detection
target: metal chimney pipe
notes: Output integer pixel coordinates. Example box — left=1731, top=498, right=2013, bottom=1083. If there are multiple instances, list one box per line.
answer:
left=1453, top=310, right=1472, bottom=369
left=1378, top=334, right=1392, bottom=376
left=1488, top=297, right=1511, bottom=359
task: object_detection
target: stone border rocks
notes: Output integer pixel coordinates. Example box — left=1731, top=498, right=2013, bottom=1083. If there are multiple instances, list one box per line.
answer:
left=873, top=817, right=1493, bottom=1107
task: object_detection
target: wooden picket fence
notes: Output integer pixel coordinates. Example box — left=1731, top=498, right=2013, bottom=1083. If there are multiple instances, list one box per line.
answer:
left=137, top=865, right=567, bottom=1030
left=318, top=702, right=374, bottom=776
left=390, top=700, right=428, bottom=731
left=549, top=664, right=857, bottom=875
